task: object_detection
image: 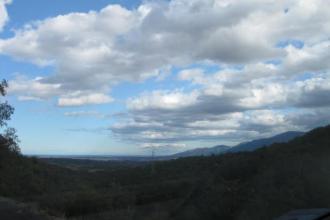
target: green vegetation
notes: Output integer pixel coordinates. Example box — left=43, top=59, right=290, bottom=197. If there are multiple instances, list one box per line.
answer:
left=1, top=78, right=330, bottom=219
left=0, top=124, right=329, bottom=220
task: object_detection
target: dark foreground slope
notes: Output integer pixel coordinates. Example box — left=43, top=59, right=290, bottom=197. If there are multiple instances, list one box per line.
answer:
left=0, top=197, right=54, bottom=220
left=172, top=145, right=230, bottom=157
left=1, top=125, right=330, bottom=220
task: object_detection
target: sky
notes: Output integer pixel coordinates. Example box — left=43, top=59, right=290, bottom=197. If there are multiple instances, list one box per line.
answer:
left=0, top=0, right=329, bottom=155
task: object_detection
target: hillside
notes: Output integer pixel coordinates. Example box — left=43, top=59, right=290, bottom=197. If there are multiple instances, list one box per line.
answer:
left=227, top=131, right=305, bottom=153
left=0, top=197, right=53, bottom=220
left=173, top=131, right=304, bottom=157
left=172, top=145, right=230, bottom=157
left=0, top=125, right=330, bottom=219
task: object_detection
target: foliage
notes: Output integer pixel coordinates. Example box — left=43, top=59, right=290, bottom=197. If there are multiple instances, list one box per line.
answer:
left=0, top=80, right=14, bottom=128
left=1, top=124, right=330, bottom=219
left=0, top=79, right=19, bottom=154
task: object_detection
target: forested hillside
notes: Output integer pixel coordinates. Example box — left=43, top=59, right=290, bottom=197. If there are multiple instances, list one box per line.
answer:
left=173, top=131, right=304, bottom=157
left=0, top=124, right=330, bottom=219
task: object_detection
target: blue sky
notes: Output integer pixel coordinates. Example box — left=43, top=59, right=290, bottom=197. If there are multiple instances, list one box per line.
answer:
left=1, top=0, right=142, bottom=155
left=0, top=0, right=329, bottom=155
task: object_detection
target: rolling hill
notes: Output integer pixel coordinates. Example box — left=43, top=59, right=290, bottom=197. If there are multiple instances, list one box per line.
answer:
left=173, top=131, right=304, bottom=157
left=172, top=145, right=230, bottom=157
left=1, top=124, right=330, bottom=219
left=227, top=131, right=305, bottom=153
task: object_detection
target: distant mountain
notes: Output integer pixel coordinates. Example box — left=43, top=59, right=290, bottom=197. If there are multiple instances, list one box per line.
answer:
left=227, top=131, right=305, bottom=153
left=173, top=131, right=304, bottom=158
left=172, top=145, right=230, bottom=158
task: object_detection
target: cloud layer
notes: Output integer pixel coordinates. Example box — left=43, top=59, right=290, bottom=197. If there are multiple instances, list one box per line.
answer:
left=2, top=0, right=329, bottom=106
left=1, top=0, right=330, bottom=150
left=112, top=68, right=330, bottom=147
left=0, top=0, right=11, bottom=31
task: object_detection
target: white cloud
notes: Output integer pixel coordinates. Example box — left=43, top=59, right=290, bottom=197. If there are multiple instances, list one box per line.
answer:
left=289, top=73, right=330, bottom=108
left=17, top=96, right=42, bottom=101
left=243, top=110, right=285, bottom=127
left=112, top=64, right=330, bottom=147
left=2, top=0, right=329, bottom=108
left=64, top=111, right=106, bottom=118
left=8, top=76, right=62, bottom=100
left=238, top=81, right=287, bottom=108
left=127, top=90, right=199, bottom=111
left=0, top=0, right=11, bottom=31
left=1, top=0, right=330, bottom=149
left=282, top=42, right=330, bottom=75
left=111, top=108, right=295, bottom=146
left=8, top=76, right=114, bottom=107
left=58, top=92, right=113, bottom=107
left=178, top=69, right=207, bottom=84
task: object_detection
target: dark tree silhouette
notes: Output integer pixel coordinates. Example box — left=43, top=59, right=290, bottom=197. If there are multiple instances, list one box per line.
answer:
left=0, top=79, right=19, bottom=153
left=0, top=80, right=14, bottom=125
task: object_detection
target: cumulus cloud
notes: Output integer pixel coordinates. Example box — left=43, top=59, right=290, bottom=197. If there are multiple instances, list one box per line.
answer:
left=8, top=76, right=62, bottom=100
left=2, top=0, right=329, bottom=107
left=127, top=90, right=199, bottom=111
left=7, top=76, right=114, bottom=106
left=58, top=92, right=113, bottom=107
left=1, top=0, right=330, bottom=150
left=0, top=0, right=11, bottom=31
left=64, top=111, right=106, bottom=118
left=111, top=109, right=290, bottom=146
left=289, top=73, right=330, bottom=108
left=112, top=62, right=330, bottom=148
left=282, top=42, right=330, bottom=76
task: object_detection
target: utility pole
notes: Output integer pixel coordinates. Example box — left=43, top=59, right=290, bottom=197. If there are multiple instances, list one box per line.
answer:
left=151, top=146, right=156, bottom=174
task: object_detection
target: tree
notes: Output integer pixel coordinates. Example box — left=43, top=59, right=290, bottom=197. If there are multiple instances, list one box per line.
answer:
left=0, top=79, right=19, bottom=153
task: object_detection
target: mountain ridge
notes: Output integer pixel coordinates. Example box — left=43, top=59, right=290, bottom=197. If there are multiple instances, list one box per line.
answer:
left=172, top=130, right=305, bottom=158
